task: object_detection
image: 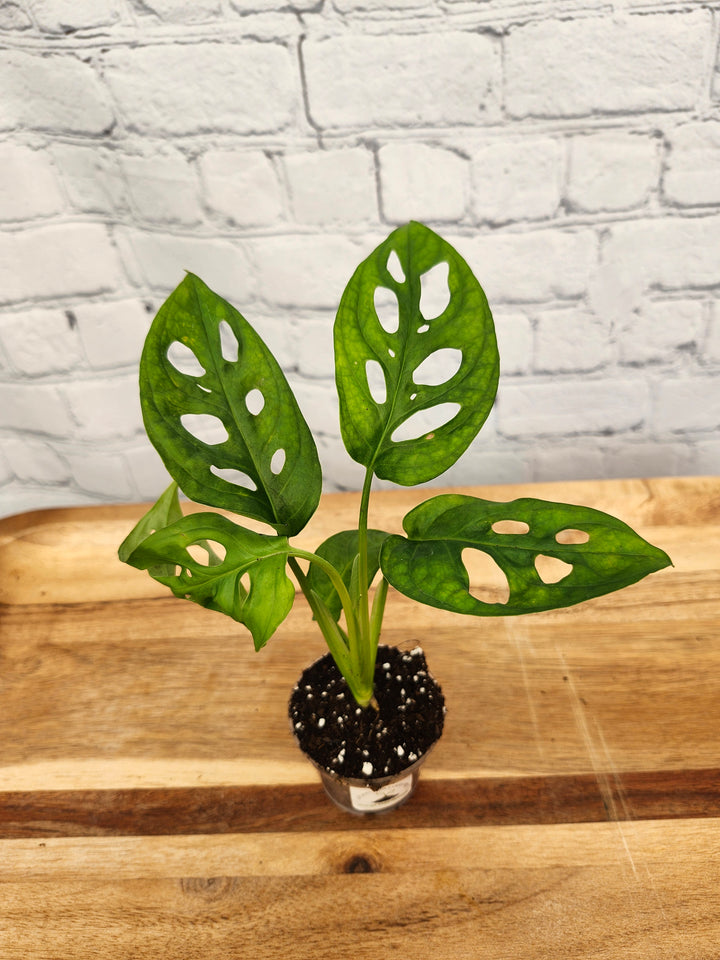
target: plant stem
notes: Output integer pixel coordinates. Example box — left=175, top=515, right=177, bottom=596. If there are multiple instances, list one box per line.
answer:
left=356, top=465, right=376, bottom=686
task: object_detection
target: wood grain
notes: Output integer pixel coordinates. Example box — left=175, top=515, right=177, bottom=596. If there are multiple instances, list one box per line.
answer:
left=1, top=477, right=718, bottom=958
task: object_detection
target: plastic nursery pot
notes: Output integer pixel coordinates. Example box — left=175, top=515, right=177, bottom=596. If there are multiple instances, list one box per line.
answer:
left=288, top=645, right=445, bottom=815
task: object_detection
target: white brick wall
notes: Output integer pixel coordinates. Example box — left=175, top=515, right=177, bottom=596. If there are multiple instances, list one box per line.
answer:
left=1, top=1, right=719, bottom=518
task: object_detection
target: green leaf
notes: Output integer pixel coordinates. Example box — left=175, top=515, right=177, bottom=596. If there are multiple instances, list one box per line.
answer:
left=334, top=221, right=499, bottom=485
left=124, top=512, right=296, bottom=650
left=140, top=273, right=321, bottom=537
left=380, top=494, right=672, bottom=616
left=118, top=481, right=183, bottom=575
left=306, top=528, right=390, bottom=621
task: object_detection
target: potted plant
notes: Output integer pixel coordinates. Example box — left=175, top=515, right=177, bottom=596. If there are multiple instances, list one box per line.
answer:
left=119, top=221, right=671, bottom=814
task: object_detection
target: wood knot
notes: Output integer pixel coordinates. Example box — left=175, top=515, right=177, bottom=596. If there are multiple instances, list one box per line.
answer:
left=344, top=854, right=378, bottom=874
left=180, top=876, right=237, bottom=900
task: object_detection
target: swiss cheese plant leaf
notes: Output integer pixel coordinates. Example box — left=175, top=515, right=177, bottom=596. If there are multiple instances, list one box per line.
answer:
left=380, top=494, right=672, bottom=616
left=140, top=273, right=321, bottom=537
left=306, top=529, right=390, bottom=621
left=118, top=481, right=183, bottom=573
left=334, top=221, right=499, bottom=485
left=124, top=512, right=295, bottom=650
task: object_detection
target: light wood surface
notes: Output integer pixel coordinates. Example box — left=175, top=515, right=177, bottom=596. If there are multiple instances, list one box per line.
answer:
left=1, top=476, right=718, bottom=958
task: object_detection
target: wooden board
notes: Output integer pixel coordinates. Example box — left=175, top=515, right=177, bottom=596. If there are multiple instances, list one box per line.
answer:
left=1, top=477, right=718, bottom=957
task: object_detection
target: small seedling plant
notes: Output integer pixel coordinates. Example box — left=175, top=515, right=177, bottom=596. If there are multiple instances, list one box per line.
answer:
left=120, top=221, right=671, bottom=710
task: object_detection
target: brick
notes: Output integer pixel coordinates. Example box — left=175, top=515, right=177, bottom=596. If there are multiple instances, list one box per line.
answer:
left=124, top=444, right=172, bottom=500
left=0, top=486, right=102, bottom=519
left=316, top=434, right=365, bottom=492
left=293, top=311, right=337, bottom=380
left=288, top=376, right=340, bottom=437
left=27, top=0, right=122, bottom=32
left=603, top=440, right=690, bottom=479
left=0, top=50, right=114, bottom=135
left=75, top=299, right=151, bottom=369
left=199, top=149, right=282, bottom=227
left=379, top=143, right=468, bottom=223
left=333, top=0, right=432, bottom=11
left=493, top=311, right=532, bottom=375
left=618, top=299, right=704, bottom=364
left=0, top=382, right=74, bottom=436
left=51, top=144, right=126, bottom=215
left=62, top=375, right=143, bottom=440
left=598, top=216, right=720, bottom=300
left=456, top=228, right=597, bottom=304
left=0, top=306, right=83, bottom=376
left=534, top=442, right=606, bottom=482
left=706, top=304, right=720, bottom=363
left=437, top=447, right=532, bottom=487
left=663, top=122, right=720, bottom=206
left=693, top=437, right=720, bottom=475
left=498, top=379, right=649, bottom=438
left=285, top=147, right=377, bottom=225
left=304, top=32, right=500, bottom=129
left=506, top=11, right=711, bottom=118
left=0, top=143, right=65, bottom=221
left=470, top=138, right=561, bottom=224
left=66, top=450, right=134, bottom=499
left=117, top=230, right=253, bottom=305
left=102, top=42, right=296, bottom=136
left=3, top=437, right=70, bottom=483
left=121, top=148, right=203, bottom=227
left=252, top=234, right=365, bottom=308
left=0, top=3, right=32, bottom=29
left=0, top=223, right=124, bottom=306
left=132, top=0, right=221, bottom=21
left=653, top=377, right=720, bottom=433
left=535, top=308, right=613, bottom=373
left=567, top=133, right=657, bottom=213
left=0, top=447, right=11, bottom=487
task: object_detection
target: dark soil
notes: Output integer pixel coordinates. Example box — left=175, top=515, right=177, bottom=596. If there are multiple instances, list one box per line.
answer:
left=288, top=645, right=445, bottom=781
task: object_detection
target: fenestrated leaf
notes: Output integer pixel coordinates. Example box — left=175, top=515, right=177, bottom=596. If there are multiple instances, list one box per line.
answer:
left=334, top=221, right=499, bottom=485
left=306, top=529, right=390, bottom=621
left=124, top=512, right=296, bottom=650
left=380, top=494, right=672, bottom=616
left=140, top=273, right=321, bottom=537
left=118, top=481, right=183, bottom=574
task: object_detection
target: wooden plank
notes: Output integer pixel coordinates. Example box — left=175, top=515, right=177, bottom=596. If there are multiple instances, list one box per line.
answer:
left=2, top=767, right=720, bottom=839
left=1, top=819, right=719, bottom=959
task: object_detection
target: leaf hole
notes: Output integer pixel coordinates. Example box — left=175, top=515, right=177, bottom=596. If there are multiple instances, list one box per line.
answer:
left=492, top=519, right=530, bottom=535
left=245, top=388, right=265, bottom=415
left=462, top=549, right=509, bottom=605
left=419, top=261, right=450, bottom=320
left=210, top=465, right=257, bottom=490
left=167, top=341, right=205, bottom=377
left=365, top=359, right=387, bottom=404
left=219, top=320, right=239, bottom=362
left=374, top=286, right=399, bottom=335
left=386, top=249, right=405, bottom=283
left=417, top=323, right=430, bottom=334
left=270, top=448, right=286, bottom=475
left=556, top=528, right=590, bottom=545
left=186, top=540, right=227, bottom=566
left=412, top=348, right=463, bottom=387
left=239, top=572, right=251, bottom=594
left=180, top=414, right=229, bottom=445
left=535, top=555, right=573, bottom=584
left=390, top=402, right=461, bottom=443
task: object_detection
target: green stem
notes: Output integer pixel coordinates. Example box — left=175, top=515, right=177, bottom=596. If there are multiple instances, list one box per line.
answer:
left=356, top=466, right=375, bottom=680
left=288, top=549, right=357, bottom=637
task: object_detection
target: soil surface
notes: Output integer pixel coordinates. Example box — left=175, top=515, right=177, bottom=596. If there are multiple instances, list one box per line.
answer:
left=288, top=645, right=445, bottom=781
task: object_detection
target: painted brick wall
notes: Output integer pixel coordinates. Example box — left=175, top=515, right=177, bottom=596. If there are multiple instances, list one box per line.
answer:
left=1, top=0, right=719, bottom=517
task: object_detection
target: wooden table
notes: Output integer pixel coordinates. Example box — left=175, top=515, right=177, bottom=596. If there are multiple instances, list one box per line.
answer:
left=1, top=476, right=718, bottom=958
